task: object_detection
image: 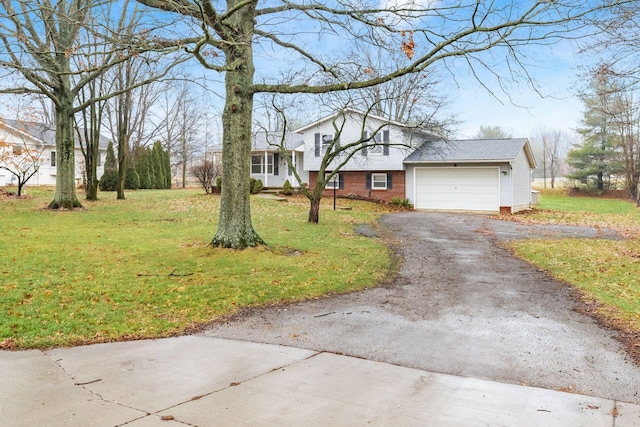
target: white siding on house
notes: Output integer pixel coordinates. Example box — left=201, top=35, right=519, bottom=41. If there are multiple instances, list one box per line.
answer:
left=300, top=112, right=420, bottom=172
left=511, top=149, right=533, bottom=212
left=0, top=123, right=106, bottom=187
left=499, top=165, right=513, bottom=208
left=405, top=165, right=416, bottom=205
left=249, top=151, right=308, bottom=187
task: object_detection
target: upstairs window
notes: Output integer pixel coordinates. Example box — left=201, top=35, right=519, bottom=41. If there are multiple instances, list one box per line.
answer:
left=50, top=151, right=56, bottom=167
left=314, top=133, right=340, bottom=156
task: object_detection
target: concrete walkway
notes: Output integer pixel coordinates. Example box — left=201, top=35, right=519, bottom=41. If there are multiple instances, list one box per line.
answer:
left=2, top=335, right=639, bottom=426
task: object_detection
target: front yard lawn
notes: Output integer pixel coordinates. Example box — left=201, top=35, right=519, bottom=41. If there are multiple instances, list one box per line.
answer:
left=505, top=189, right=640, bottom=349
left=0, top=189, right=395, bottom=349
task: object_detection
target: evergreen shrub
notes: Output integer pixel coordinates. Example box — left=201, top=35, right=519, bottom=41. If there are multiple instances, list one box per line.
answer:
left=281, top=179, right=294, bottom=195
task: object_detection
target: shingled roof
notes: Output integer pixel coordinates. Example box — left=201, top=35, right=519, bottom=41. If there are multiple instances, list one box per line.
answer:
left=1, top=118, right=110, bottom=149
left=404, top=138, right=536, bottom=167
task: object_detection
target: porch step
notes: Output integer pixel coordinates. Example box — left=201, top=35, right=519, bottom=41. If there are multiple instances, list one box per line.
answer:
left=257, top=194, right=288, bottom=202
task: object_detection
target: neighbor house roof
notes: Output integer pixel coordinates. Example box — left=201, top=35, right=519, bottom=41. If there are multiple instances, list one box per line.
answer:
left=1, top=118, right=110, bottom=149
left=403, top=138, right=537, bottom=168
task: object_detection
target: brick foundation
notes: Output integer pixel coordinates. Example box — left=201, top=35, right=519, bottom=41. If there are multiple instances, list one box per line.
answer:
left=309, top=171, right=406, bottom=203
left=499, top=206, right=512, bottom=215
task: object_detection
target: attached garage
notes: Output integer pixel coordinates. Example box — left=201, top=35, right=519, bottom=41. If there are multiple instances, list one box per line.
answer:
left=414, top=167, right=499, bottom=211
left=404, top=138, right=537, bottom=214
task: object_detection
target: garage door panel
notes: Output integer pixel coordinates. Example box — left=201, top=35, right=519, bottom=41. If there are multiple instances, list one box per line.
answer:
left=415, top=167, right=499, bottom=211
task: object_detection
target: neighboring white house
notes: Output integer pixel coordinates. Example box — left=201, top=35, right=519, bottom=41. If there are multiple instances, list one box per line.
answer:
left=0, top=118, right=109, bottom=187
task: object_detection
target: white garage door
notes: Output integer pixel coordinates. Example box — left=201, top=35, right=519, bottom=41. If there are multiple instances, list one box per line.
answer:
left=415, top=167, right=499, bottom=211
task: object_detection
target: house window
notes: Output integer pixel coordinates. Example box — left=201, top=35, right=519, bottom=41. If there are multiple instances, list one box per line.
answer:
left=50, top=151, right=56, bottom=167
left=321, top=134, right=333, bottom=154
left=362, top=130, right=390, bottom=156
left=371, top=173, right=387, bottom=189
left=368, top=133, right=383, bottom=155
left=251, top=155, right=262, bottom=174
left=251, top=153, right=274, bottom=174
left=13, top=145, right=22, bottom=155
left=325, top=173, right=340, bottom=189
left=315, top=133, right=340, bottom=157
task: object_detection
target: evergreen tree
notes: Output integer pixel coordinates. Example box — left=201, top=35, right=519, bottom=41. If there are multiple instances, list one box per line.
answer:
left=147, top=147, right=157, bottom=189
left=567, top=69, right=623, bottom=190
left=152, top=141, right=165, bottom=189
left=99, top=142, right=119, bottom=191
left=104, top=142, right=117, bottom=170
left=135, top=149, right=151, bottom=189
left=125, top=166, right=140, bottom=190
left=163, top=149, right=172, bottom=188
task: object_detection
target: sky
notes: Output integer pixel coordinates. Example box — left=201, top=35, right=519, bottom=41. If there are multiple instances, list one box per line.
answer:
left=446, top=41, right=587, bottom=141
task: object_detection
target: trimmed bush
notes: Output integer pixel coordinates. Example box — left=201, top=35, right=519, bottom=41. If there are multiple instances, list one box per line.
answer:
left=389, top=196, right=412, bottom=209
left=251, top=179, right=263, bottom=194
left=281, top=179, right=294, bottom=196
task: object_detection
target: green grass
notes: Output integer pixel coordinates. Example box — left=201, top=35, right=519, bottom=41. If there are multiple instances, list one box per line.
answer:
left=0, top=188, right=395, bottom=349
left=538, top=191, right=638, bottom=214
left=506, top=189, right=640, bottom=332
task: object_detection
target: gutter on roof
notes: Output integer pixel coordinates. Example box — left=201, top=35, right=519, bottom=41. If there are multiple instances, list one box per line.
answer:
left=403, top=159, right=513, bottom=164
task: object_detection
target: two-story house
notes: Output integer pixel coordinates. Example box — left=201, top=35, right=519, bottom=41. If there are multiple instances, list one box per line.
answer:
left=294, top=109, right=431, bottom=203
left=227, top=109, right=538, bottom=213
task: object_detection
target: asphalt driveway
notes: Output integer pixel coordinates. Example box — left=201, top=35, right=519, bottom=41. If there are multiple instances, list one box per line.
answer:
left=203, top=212, right=640, bottom=405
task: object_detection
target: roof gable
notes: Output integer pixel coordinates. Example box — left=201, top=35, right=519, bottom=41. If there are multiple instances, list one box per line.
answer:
left=404, top=138, right=536, bottom=167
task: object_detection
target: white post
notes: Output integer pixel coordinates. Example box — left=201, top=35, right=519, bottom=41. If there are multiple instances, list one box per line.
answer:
left=263, top=150, right=268, bottom=187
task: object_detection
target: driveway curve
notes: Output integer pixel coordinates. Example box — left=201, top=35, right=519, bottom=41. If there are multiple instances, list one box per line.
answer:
left=203, top=212, right=640, bottom=405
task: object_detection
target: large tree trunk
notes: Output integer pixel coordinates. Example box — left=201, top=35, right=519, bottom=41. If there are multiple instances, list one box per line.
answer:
left=117, top=130, right=127, bottom=200
left=211, top=0, right=262, bottom=249
left=597, top=171, right=604, bottom=190
left=85, top=150, right=98, bottom=200
left=48, top=103, right=82, bottom=209
left=308, top=197, right=320, bottom=223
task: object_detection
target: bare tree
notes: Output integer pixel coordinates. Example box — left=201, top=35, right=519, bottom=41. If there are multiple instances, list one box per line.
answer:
left=270, top=103, right=424, bottom=223
left=191, top=159, right=220, bottom=193
left=0, top=0, right=188, bottom=208
left=155, top=81, right=205, bottom=188
left=581, top=4, right=640, bottom=90
left=535, top=127, right=568, bottom=189
left=0, top=122, right=45, bottom=196
left=137, top=0, right=634, bottom=248
left=331, top=48, right=457, bottom=134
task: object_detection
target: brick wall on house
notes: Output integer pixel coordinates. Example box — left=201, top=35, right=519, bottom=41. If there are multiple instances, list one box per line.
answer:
left=309, top=171, right=406, bottom=203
